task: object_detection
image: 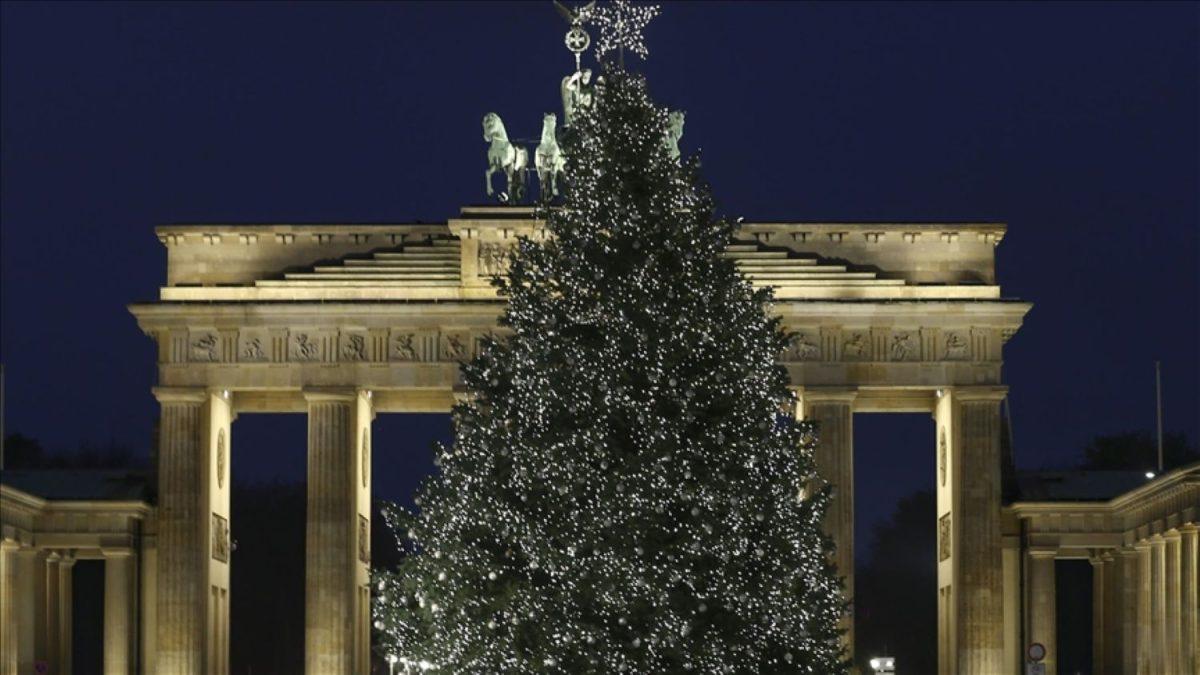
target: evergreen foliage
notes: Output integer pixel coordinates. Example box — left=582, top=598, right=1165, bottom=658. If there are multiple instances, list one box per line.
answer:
left=373, top=64, right=847, bottom=673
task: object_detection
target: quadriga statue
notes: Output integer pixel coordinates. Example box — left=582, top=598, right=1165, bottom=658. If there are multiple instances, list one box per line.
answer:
left=483, top=112, right=528, bottom=202
left=535, top=113, right=566, bottom=200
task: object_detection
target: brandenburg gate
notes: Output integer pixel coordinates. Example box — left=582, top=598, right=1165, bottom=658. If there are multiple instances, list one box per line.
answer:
left=122, top=207, right=1030, bottom=673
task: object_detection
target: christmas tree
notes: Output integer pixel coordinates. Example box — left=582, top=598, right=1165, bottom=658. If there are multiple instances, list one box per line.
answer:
left=373, top=9, right=847, bottom=673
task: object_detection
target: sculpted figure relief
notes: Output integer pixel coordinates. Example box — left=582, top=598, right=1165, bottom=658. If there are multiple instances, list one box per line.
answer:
left=789, top=333, right=820, bottom=361
left=944, top=332, right=969, bottom=360
left=292, top=333, right=321, bottom=361
left=478, top=243, right=509, bottom=277
left=889, top=332, right=913, bottom=361
left=393, top=333, right=418, bottom=361
left=842, top=332, right=867, bottom=359
left=442, top=333, right=468, bottom=361
left=241, top=336, right=265, bottom=361
left=191, top=333, right=219, bottom=362
left=342, top=334, right=366, bottom=361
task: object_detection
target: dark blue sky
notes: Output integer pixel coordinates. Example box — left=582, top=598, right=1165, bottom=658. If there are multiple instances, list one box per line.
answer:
left=2, top=2, right=1196, bottom=552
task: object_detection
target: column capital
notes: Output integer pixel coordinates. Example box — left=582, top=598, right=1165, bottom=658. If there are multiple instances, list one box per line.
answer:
left=1028, top=547, right=1058, bottom=559
left=793, top=387, right=858, bottom=404
left=152, top=386, right=208, bottom=404
left=1178, top=522, right=1198, bottom=534
left=1163, top=528, right=1182, bottom=541
left=947, top=385, right=1009, bottom=402
left=302, top=387, right=359, bottom=404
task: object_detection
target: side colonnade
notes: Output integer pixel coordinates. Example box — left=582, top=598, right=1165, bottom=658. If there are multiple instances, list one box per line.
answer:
left=0, top=485, right=147, bottom=675
left=1013, top=464, right=1199, bottom=675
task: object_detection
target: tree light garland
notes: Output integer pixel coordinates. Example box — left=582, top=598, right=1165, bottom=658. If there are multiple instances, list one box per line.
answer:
left=372, top=8, right=848, bottom=672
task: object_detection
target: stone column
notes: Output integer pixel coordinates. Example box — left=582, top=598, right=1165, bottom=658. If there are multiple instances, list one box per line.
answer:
left=305, top=389, right=373, bottom=675
left=1164, top=530, right=1182, bottom=674
left=103, top=549, right=137, bottom=674
left=795, top=388, right=856, bottom=662
left=0, top=539, right=18, bottom=675
left=154, top=387, right=232, bottom=675
left=1120, top=547, right=1140, bottom=675
left=16, top=548, right=47, bottom=673
left=1181, top=524, right=1198, bottom=675
left=1101, top=552, right=1123, bottom=673
left=1090, top=556, right=1105, bottom=675
left=57, top=554, right=75, bottom=675
left=937, top=387, right=1006, bottom=674
left=45, top=552, right=60, bottom=675
left=1150, top=535, right=1167, bottom=673
left=1136, top=541, right=1152, bottom=674
left=1028, top=549, right=1057, bottom=675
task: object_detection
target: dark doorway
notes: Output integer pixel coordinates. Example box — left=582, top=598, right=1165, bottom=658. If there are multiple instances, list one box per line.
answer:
left=853, top=413, right=937, bottom=675
left=72, top=559, right=105, bottom=673
left=1056, top=559, right=1093, bottom=675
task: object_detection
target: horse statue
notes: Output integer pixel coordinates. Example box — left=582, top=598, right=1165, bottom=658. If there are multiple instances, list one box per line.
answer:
left=535, top=113, right=566, bottom=200
left=483, top=112, right=528, bottom=202
left=664, top=110, right=685, bottom=161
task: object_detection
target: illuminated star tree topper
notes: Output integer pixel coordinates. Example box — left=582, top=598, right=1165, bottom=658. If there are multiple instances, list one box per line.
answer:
left=590, top=0, right=660, bottom=63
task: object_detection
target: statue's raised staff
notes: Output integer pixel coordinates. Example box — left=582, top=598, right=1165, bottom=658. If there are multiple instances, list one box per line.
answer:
left=482, top=112, right=528, bottom=202
left=535, top=112, right=566, bottom=200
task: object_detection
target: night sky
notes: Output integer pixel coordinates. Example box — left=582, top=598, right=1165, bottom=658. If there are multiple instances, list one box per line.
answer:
left=2, top=2, right=1196, bottom=556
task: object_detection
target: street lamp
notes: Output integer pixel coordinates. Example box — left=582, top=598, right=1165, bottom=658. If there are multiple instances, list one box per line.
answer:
left=869, top=656, right=896, bottom=674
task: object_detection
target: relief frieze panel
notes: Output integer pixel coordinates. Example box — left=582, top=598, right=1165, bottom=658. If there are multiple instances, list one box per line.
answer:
left=942, top=330, right=970, bottom=361
left=841, top=331, right=870, bottom=361
left=340, top=332, right=368, bottom=361
left=238, top=331, right=268, bottom=362
left=784, top=331, right=821, bottom=362
left=190, top=330, right=220, bottom=362
left=888, top=330, right=917, bottom=361
left=289, top=331, right=326, bottom=362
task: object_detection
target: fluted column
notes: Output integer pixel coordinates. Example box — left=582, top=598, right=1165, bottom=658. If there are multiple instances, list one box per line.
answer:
left=795, top=388, right=856, bottom=662
left=937, top=387, right=1006, bottom=674
left=1181, top=524, right=1198, bottom=675
left=16, top=548, right=47, bottom=673
left=0, top=539, right=18, bottom=675
left=1028, top=549, right=1057, bottom=675
left=1150, top=535, right=1167, bottom=673
left=58, top=554, right=75, bottom=675
left=1090, top=556, right=1105, bottom=675
left=103, top=549, right=137, bottom=674
left=45, top=552, right=60, bottom=675
left=305, top=389, right=373, bottom=675
left=1120, top=547, right=1140, bottom=675
left=154, top=387, right=232, bottom=675
left=1136, top=541, right=1152, bottom=673
left=1101, top=552, right=1123, bottom=673
left=1164, top=530, right=1182, bottom=674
